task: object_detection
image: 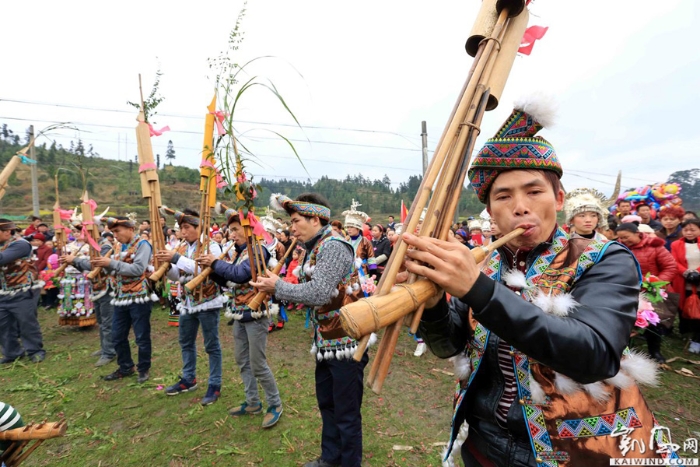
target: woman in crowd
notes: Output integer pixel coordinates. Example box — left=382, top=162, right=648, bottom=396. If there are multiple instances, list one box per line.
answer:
left=616, top=223, right=677, bottom=363
left=657, top=206, right=685, bottom=251
left=370, top=224, right=392, bottom=281
left=670, top=218, right=700, bottom=354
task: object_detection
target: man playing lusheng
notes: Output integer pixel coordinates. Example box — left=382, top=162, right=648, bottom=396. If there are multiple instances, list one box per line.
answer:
left=93, top=216, right=157, bottom=383
left=156, top=208, right=226, bottom=406
left=198, top=209, right=282, bottom=428
left=253, top=193, right=365, bottom=467
left=402, top=100, right=679, bottom=466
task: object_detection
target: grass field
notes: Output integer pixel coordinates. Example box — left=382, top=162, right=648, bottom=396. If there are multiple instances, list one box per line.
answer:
left=1, top=305, right=699, bottom=466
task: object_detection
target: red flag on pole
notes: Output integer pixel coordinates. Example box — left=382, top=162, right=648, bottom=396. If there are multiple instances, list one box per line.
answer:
left=518, top=25, right=548, bottom=56
left=400, top=200, right=408, bottom=223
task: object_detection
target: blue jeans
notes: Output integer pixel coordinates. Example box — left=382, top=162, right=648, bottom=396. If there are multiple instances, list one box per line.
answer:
left=179, top=309, right=222, bottom=386
left=315, top=351, right=368, bottom=467
left=112, top=301, right=152, bottom=374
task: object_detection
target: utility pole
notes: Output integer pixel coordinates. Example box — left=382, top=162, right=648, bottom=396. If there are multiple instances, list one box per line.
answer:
left=421, top=121, right=428, bottom=175
left=29, top=125, right=40, bottom=217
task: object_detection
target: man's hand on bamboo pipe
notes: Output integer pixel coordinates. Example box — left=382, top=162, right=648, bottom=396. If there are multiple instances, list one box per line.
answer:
left=155, top=249, right=176, bottom=264
left=60, top=253, right=76, bottom=265
left=402, top=232, right=480, bottom=302
left=250, top=273, right=280, bottom=293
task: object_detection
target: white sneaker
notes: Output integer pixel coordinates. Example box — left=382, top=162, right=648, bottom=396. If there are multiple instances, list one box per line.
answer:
left=689, top=341, right=700, bottom=354
left=414, top=342, right=427, bottom=357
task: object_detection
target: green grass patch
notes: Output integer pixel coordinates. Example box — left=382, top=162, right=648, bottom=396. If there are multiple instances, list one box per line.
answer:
left=1, top=307, right=698, bottom=466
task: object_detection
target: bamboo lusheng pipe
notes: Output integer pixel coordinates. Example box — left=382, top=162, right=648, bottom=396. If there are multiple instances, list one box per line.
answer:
left=0, top=420, right=67, bottom=441
left=86, top=248, right=113, bottom=280
left=248, top=238, right=298, bottom=311
left=358, top=6, right=523, bottom=392
left=339, top=228, right=525, bottom=340
left=148, top=240, right=185, bottom=283
left=184, top=241, right=235, bottom=293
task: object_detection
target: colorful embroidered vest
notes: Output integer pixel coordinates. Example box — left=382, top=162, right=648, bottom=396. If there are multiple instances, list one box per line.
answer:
left=446, top=228, right=679, bottom=466
left=224, top=246, right=265, bottom=320
left=0, top=238, right=39, bottom=296
left=175, top=241, right=225, bottom=313
left=111, top=238, right=156, bottom=306
left=303, top=225, right=362, bottom=360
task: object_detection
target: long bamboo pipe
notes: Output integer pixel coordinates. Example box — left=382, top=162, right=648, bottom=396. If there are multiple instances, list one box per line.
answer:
left=184, top=242, right=235, bottom=293
left=0, top=420, right=67, bottom=441
left=248, top=238, right=298, bottom=311
left=86, top=248, right=113, bottom=280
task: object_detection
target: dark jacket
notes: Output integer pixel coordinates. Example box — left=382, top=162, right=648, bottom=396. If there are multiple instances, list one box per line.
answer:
left=211, top=242, right=269, bottom=322
left=371, top=236, right=392, bottom=266
left=658, top=225, right=682, bottom=251
left=419, top=241, right=639, bottom=443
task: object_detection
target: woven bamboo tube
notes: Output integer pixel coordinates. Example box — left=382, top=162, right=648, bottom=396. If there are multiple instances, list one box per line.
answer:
left=466, top=0, right=499, bottom=57
left=485, top=7, right=529, bottom=110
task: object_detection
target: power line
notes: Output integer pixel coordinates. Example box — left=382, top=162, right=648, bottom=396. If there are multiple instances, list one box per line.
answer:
left=0, top=97, right=441, bottom=145
left=0, top=116, right=431, bottom=153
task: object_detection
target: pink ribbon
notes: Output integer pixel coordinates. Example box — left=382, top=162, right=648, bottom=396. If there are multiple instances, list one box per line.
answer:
left=199, top=160, right=228, bottom=188
left=58, top=209, right=74, bottom=220
left=148, top=124, right=170, bottom=137
left=210, top=111, right=227, bottom=137
left=245, top=212, right=272, bottom=244
left=139, top=162, right=157, bottom=173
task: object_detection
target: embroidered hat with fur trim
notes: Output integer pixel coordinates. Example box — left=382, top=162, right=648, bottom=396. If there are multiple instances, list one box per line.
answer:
left=468, top=94, right=560, bottom=203
left=342, top=199, right=369, bottom=230
left=468, top=219, right=483, bottom=232
left=564, top=189, right=608, bottom=226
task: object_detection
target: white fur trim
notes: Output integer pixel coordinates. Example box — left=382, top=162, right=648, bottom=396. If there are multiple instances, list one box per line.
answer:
left=310, top=343, right=318, bottom=355
left=605, top=370, right=634, bottom=390
left=269, top=193, right=285, bottom=212
left=553, top=372, right=581, bottom=395
left=368, top=333, right=378, bottom=348
left=268, top=257, right=278, bottom=269
left=159, top=205, right=170, bottom=217
left=90, top=289, right=109, bottom=301
left=531, top=291, right=578, bottom=317
left=583, top=381, right=610, bottom=403
left=345, top=285, right=353, bottom=295
left=450, top=353, right=472, bottom=381
left=529, top=377, right=547, bottom=405
left=620, top=349, right=659, bottom=387
left=292, top=266, right=301, bottom=278
left=514, top=92, right=558, bottom=129
left=354, top=257, right=363, bottom=269
left=214, top=202, right=224, bottom=216
left=331, top=289, right=339, bottom=298
left=502, top=270, right=527, bottom=290
left=352, top=282, right=360, bottom=292
left=550, top=293, right=579, bottom=317
left=442, top=421, right=469, bottom=467
left=177, top=294, right=228, bottom=314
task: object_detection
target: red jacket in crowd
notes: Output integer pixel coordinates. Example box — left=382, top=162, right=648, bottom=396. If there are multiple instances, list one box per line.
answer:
left=627, top=235, right=677, bottom=284
left=670, top=239, right=700, bottom=309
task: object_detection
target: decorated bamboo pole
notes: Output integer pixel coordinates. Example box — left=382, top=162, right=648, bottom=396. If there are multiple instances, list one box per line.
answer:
left=135, top=75, right=166, bottom=276
left=52, top=174, right=70, bottom=278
